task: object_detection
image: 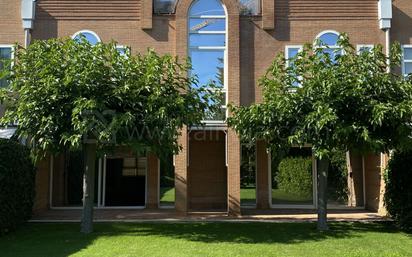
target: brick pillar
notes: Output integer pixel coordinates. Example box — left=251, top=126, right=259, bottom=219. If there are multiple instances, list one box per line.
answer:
left=256, top=141, right=270, bottom=209
left=33, top=155, right=51, bottom=212
left=227, top=129, right=241, bottom=216
left=175, top=127, right=188, bottom=214
left=364, top=153, right=384, bottom=212
left=347, top=151, right=364, bottom=207
left=262, top=0, right=275, bottom=30
left=224, top=0, right=241, bottom=216
left=141, top=0, right=152, bottom=30
left=146, top=153, right=159, bottom=209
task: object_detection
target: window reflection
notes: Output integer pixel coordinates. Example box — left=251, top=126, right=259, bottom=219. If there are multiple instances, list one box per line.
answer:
left=72, top=31, right=101, bottom=45
left=189, top=0, right=227, bottom=122
left=316, top=31, right=342, bottom=63
left=0, top=47, right=12, bottom=88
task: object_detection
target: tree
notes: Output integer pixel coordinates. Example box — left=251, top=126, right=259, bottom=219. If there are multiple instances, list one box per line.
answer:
left=0, top=38, right=219, bottom=233
left=228, top=33, right=412, bottom=230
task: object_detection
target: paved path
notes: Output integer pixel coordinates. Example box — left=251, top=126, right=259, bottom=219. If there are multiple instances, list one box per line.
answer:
left=30, top=209, right=388, bottom=223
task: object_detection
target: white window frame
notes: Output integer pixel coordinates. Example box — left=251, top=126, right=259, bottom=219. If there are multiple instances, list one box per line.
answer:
left=0, top=44, right=15, bottom=74
left=0, top=44, right=15, bottom=60
left=356, top=44, right=374, bottom=54
left=402, top=45, right=412, bottom=76
left=116, top=45, right=130, bottom=56
left=315, top=30, right=340, bottom=48
left=285, top=45, right=303, bottom=88
left=188, top=2, right=228, bottom=125
left=285, top=45, right=303, bottom=68
left=71, top=30, right=101, bottom=44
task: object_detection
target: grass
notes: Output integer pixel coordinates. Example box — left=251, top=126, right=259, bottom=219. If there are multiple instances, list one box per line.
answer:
left=240, top=187, right=313, bottom=205
left=1, top=222, right=411, bottom=257
left=272, top=189, right=313, bottom=205
left=241, top=187, right=256, bottom=204
left=159, top=187, right=175, bottom=205
left=161, top=187, right=310, bottom=206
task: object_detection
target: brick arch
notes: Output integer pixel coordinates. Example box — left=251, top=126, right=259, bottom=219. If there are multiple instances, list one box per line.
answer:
left=175, top=0, right=240, bottom=17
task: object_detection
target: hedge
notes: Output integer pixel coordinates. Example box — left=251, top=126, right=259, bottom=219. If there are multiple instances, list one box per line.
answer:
left=385, top=150, right=412, bottom=231
left=0, top=139, right=35, bottom=235
left=276, top=157, right=313, bottom=197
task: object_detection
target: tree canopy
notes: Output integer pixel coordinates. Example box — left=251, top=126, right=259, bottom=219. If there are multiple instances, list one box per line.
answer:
left=0, top=38, right=219, bottom=159
left=228, top=34, right=412, bottom=159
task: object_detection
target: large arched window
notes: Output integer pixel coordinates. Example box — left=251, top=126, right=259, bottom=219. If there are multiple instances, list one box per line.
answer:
left=315, top=30, right=342, bottom=61
left=72, top=30, right=101, bottom=45
left=189, top=0, right=227, bottom=122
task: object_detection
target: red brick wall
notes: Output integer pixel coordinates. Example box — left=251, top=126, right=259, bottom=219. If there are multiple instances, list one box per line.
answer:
left=33, top=156, right=51, bottom=212
left=188, top=130, right=227, bottom=210
left=146, top=153, right=159, bottom=209
left=1, top=0, right=406, bottom=214
left=364, top=154, right=383, bottom=212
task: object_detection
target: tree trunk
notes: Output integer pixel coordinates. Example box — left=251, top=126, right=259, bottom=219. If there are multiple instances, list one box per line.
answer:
left=317, top=157, right=330, bottom=231
left=80, top=142, right=97, bottom=234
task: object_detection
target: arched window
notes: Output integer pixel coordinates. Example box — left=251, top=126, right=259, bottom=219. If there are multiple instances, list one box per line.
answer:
left=188, top=0, right=227, bottom=122
left=315, top=30, right=342, bottom=61
left=72, top=30, right=101, bottom=45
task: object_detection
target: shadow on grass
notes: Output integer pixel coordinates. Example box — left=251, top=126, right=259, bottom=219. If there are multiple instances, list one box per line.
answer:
left=0, top=221, right=403, bottom=257
left=99, top=221, right=400, bottom=244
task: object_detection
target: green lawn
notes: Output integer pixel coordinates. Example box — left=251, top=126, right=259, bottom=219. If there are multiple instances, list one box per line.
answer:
left=240, top=187, right=313, bottom=205
left=159, top=187, right=175, bottom=205
left=272, top=189, right=313, bottom=205
left=241, top=187, right=256, bottom=204
left=1, top=222, right=411, bottom=257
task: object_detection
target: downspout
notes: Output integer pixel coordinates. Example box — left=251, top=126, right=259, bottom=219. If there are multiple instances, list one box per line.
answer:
left=385, top=28, right=391, bottom=72
left=24, top=29, right=31, bottom=48
left=21, top=0, right=37, bottom=48
left=378, top=0, right=392, bottom=71
left=378, top=0, right=392, bottom=214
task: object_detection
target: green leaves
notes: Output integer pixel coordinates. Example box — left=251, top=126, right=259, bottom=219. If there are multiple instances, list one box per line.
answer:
left=0, top=38, right=218, bottom=159
left=229, top=33, right=412, bottom=158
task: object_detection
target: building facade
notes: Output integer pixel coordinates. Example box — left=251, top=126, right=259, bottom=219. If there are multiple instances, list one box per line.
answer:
left=0, top=0, right=409, bottom=216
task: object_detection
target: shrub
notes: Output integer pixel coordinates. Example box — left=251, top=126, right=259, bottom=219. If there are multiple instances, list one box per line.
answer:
left=277, top=157, right=313, bottom=197
left=385, top=150, right=412, bottom=231
left=0, top=139, right=35, bottom=235
left=328, top=150, right=349, bottom=204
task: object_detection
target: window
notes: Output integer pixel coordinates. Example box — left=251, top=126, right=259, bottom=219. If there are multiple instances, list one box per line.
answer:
left=0, top=45, right=13, bottom=88
left=189, top=0, right=227, bottom=122
left=285, top=45, right=302, bottom=67
left=402, top=45, right=412, bottom=76
left=285, top=45, right=302, bottom=87
left=315, top=31, right=342, bottom=61
left=238, top=0, right=261, bottom=15
left=116, top=45, right=130, bottom=56
left=357, top=45, right=374, bottom=54
left=154, top=0, right=178, bottom=14
left=153, top=0, right=261, bottom=15
left=72, top=30, right=101, bottom=45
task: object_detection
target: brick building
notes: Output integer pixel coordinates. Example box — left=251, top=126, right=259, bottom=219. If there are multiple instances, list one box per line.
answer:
left=0, top=0, right=409, bottom=216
